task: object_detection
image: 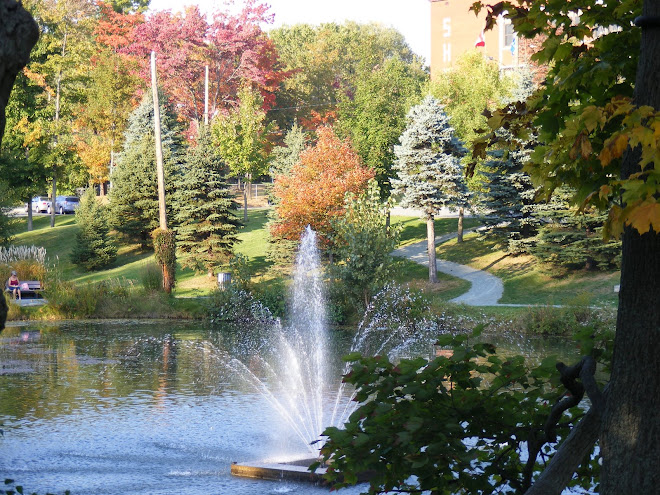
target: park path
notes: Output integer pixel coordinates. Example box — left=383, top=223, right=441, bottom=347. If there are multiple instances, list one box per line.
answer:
left=391, top=230, right=505, bottom=306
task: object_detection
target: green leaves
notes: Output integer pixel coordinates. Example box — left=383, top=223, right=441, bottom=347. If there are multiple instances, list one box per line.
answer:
left=319, top=327, right=604, bottom=494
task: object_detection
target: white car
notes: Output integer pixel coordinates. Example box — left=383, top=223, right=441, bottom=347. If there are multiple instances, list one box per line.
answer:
left=26, top=196, right=51, bottom=213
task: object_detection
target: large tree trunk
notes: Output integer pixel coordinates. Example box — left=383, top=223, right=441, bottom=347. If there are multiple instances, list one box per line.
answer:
left=0, top=0, right=38, bottom=150
left=600, top=2, right=660, bottom=492
left=426, top=214, right=437, bottom=283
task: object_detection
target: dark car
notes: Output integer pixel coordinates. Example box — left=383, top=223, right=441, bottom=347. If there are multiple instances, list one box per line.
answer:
left=26, top=196, right=51, bottom=213
left=54, top=195, right=80, bottom=214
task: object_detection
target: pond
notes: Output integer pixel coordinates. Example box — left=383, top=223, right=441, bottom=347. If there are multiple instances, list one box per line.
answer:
left=0, top=319, right=582, bottom=495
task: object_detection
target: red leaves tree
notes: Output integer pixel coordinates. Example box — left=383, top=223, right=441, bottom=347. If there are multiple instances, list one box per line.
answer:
left=123, top=0, right=285, bottom=126
left=271, top=126, right=375, bottom=247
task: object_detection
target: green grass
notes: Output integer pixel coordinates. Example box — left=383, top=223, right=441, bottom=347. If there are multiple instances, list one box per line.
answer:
left=234, top=207, right=271, bottom=272
left=9, top=209, right=620, bottom=318
left=436, top=232, right=620, bottom=307
left=392, top=215, right=483, bottom=247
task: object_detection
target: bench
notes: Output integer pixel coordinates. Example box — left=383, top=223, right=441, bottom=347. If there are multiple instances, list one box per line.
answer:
left=5, top=280, right=43, bottom=299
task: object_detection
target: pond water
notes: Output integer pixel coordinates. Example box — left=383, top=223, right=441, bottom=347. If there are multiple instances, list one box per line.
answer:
left=0, top=320, right=581, bottom=495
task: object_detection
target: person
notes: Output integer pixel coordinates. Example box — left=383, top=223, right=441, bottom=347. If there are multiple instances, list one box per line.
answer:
left=7, top=270, right=21, bottom=300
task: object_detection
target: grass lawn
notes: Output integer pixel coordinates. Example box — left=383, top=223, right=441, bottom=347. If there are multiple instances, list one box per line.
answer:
left=392, top=215, right=483, bottom=247
left=11, top=209, right=272, bottom=298
left=9, top=210, right=619, bottom=311
left=436, top=232, right=620, bottom=307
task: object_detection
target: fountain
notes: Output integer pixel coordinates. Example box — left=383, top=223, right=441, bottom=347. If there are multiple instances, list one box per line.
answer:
left=229, top=226, right=340, bottom=481
left=229, top=227, right=442, bottom=482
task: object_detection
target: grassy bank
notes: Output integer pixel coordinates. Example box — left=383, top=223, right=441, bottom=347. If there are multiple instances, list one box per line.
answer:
left=5, top=209, right=620, bottom=326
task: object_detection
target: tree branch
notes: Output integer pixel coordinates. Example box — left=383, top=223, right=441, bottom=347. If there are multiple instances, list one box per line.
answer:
left=525, top=386, right=608, bottom=495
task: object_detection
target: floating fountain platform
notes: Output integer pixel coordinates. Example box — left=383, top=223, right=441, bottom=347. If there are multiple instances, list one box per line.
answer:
left=231, top=457, right=326, bottom=482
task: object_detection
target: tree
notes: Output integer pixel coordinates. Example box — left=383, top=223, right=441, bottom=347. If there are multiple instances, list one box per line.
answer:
left=270, top=125, right=374, bottom=248
left=174, top=128, right=241, bottom=276
left=430, top=50, right=513, bottom=150
left=124, top=1, right=285, bottom=128
left=70, top=189, right=117, bottom=270
left=269, top=122, right=307, bottom=178
left=529, top=187, right=621, bottom=270
left=0, top=0, right=39, bottom=150
left=318, top=328, right=599, bottom=494
left=23, top=0, right=97, bottom=227
left=337, top=56, right=426, bottom=198
left=330, top=179, right=401, bottom=310
left=393, top=96, right=469, bottom=282
left=109, top=90, right=183, bottom=248
left=212, top=84, right=272, bottom=222
left=269, top=22, right=424, bottom=130
left=468, top=1, right=660, bottom=492
left=476, top=70, right=540, bottom=251
left=76, top=49, right=141, bottom=195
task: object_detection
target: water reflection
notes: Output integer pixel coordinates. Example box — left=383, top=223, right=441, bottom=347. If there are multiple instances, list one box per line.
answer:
left=0, top=320, right=581, bottom=495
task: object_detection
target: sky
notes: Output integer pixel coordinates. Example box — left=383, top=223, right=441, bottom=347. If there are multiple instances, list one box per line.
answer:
left=148, top=0, right=432, bottom=65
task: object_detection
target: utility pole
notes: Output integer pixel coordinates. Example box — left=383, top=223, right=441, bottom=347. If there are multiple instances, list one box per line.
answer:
left=150, top=51, right=175, bottom=293
left=151, top=50, right=167, bottom=231
left=204, top=65, right=209, bottom=126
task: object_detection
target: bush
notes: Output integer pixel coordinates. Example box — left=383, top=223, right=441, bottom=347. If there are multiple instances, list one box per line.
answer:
left=139, top=262, right=163, bottom=292
left=207, top=286, right=275, bottom=324
left=70, top=190, right=117, bottom=271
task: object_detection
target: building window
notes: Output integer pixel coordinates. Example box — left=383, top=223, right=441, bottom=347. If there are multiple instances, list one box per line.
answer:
left=504, top=22, right=515, bottom=47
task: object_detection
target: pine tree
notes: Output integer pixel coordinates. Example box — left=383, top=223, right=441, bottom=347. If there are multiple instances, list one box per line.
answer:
left=70, top=189, right=117, bottom=270
left=530, top=187, right=621, bottom=270
left=109, top=90, right=183, bottom=248
left=269, top=123, right=307, bottom=177
left=477, top=70, right=540, bottom=253
left=174, top=128, right=241, bottom=276
left=393, top=95, right=468, bottom=283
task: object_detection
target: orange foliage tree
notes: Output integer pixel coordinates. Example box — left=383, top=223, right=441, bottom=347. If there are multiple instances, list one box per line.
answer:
left=271, top=125, right=374, bottom=247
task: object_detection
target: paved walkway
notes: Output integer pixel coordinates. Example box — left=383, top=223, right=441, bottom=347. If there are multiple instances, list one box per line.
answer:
left=392, top=230, right=504, bottom=306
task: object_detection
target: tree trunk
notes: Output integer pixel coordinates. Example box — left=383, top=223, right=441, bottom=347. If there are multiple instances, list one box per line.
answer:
left=457, top=207, right=464, bottom=243
left=0, top=0, right=39, bottom=149
left=26, top=195, right=33, bottom=231
left=243, top=186, right=248, bottom=222
left=600, top=3, right=660, bottom=492
left=50, top=176, right=56, bottom=228
left=427, top=214, right=437, bottom=283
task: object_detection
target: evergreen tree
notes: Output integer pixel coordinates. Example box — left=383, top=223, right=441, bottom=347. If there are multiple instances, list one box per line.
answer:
left=393, top=96, right=468, bottom=283
left=174, top=129, right=241, bottom=276
left=269, top=123, right=307, bottom=177
left=70, top=189, right=117, bottom=270
left=109, top=90, right=184, bottom=248
left=477, top=69, right=540, bottom=253
left=530, top=187, right=621, bottom=270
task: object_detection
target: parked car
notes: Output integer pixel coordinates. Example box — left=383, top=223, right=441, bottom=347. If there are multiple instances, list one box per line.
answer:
left=54, top=195, right=80, bottom=214
left=26, top=196, right=51, bottom=213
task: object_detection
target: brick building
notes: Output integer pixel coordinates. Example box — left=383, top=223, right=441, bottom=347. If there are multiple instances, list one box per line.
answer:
left=429, top=0, right=540, bottom=79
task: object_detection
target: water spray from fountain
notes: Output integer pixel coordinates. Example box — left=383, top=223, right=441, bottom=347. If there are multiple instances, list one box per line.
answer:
left=225, top=227, right=442, bottom=457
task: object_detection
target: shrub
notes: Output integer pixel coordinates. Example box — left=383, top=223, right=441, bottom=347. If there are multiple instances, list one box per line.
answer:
left=70, top=190, right=117, bottom=271
left=207, top=286, right=275, bottom=324
left=139, top=262, right=163, bottom=292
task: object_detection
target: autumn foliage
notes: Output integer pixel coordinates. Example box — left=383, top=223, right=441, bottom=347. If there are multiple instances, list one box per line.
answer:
left=271, top=126, right=374, bottom=246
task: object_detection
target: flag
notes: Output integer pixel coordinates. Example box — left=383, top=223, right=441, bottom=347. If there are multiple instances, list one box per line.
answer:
left=475, top=30, right=485, bottom=47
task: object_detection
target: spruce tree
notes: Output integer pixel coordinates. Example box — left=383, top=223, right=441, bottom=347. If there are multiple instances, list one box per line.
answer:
left=109, top=90, right=183, bottom=248
left=393, top=95, right=468, bottom=283
left=70, top=189, right=117, bottom=270
left=174, top=128, right=241, bottom=276
left=477, top=70, right=540, bottom=253
left=530, top=187, right=621, bottom=270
